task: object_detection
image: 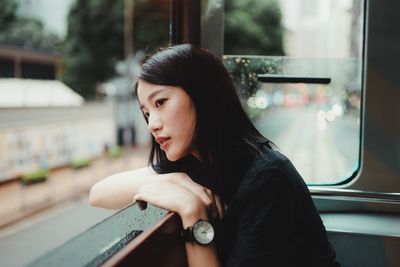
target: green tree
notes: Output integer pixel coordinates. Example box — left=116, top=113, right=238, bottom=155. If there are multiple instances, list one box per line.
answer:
left=0, top=18, right=61, bottom=51
left=133, top=0, right=170, bottom=53
left=0, top=0, right=61, bottom=52
left=225, top=0, right=284, bottom=55
left=0, top=0, right=17, bottom=31
left=62, top=0, right=124, bottom=99
left=63, top=0, right=170, bottom=99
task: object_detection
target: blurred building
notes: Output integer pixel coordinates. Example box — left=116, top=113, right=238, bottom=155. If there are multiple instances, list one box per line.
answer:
left=0, top=78, right=116, bottom=182
left=0, top=44, right=62, bottom=80
left=0, top=1, right=149, bottom=183
left=278, top=0, right=363, bottom=59
left=99, top=56, right=151, bottom=148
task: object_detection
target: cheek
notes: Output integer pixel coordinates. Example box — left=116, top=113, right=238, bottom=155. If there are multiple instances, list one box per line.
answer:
left=170, top=103, right=196, bottom=138
left=174, top=110, right=195, bottom=133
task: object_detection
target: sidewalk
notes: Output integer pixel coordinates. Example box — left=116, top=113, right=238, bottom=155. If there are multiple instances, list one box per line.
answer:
left=0, top=146, right=148, bottom=229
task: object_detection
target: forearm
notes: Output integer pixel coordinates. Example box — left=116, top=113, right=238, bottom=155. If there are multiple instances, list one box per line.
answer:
left=89, top=167, right=168, bottom=209
left=185, top=242, right=220, bottom=267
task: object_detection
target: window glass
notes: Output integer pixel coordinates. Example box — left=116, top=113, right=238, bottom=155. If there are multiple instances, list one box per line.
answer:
left=203, top=0, right=364, bottom=184
left=0, top=0, right=168, bottom=266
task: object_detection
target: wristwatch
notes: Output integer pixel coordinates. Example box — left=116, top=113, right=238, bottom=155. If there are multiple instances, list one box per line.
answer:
left=181, top=219, right=215, bottom=245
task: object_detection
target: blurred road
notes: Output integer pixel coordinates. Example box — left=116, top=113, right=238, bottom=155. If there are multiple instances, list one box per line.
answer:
left=255, top=104, right=360, bottom=183
left=0, top=197, right=115, bottom=267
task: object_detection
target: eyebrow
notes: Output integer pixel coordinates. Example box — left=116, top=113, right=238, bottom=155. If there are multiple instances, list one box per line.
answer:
left=139, top=89, right=166, bottom=110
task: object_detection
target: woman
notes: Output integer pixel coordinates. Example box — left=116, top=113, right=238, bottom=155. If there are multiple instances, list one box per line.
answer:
left=89, top=44, right=339, bottom=267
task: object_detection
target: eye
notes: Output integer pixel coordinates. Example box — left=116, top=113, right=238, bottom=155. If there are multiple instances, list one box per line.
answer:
left=155, top=98, right=167, bottom=108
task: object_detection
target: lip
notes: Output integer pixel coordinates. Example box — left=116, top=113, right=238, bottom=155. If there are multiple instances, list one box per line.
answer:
left=160, top=139, right=171, bottom=150
left=155, top=136, right=171, bottom=150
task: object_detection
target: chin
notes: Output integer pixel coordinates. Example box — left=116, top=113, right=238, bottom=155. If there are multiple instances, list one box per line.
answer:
left=165, top=151, right=187, bottom=162
left=165, top=152, right=180, bottom=162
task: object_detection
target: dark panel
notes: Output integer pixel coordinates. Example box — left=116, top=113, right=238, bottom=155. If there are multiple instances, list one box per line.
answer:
left=171, top=0, right=200, bottom=45
left=0, top=58, right=14, bottom=77
left=257, top=74, right=331, bottom=84
left=103, top=212, right=187, bottom=267
left=328, top=232, right=400, bottom=267
left=21, top=62, right=55, bottom=80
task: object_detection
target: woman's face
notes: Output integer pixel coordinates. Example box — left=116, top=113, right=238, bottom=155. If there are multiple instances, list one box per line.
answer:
left=137, top=80, right=197, bottom=161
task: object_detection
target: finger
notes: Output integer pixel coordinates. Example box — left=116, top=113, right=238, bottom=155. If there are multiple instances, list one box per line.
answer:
left=214, top=195, right=224, bottom=219
left=135, top=182, right=187, bottom=212
left=175, top=180, right=217, bottom=216
left=134, top=183, right=160, bottom=208
left=203, top=188, right=219, bottom=220
left=192, top=186, right=213, bottom=215
left=137, top=200, right=148, bottom=210
left=133, top=194, right=147, bottom=210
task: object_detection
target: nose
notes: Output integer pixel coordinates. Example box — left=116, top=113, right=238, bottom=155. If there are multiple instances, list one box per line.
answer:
left=147, top=113, right=162, bottom=133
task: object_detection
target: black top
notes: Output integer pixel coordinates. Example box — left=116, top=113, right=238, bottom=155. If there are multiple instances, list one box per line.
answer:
left=160, top=146, right=339, bottom=267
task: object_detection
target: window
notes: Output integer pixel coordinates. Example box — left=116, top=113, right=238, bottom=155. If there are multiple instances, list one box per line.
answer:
left=202, top=0, right=365, bottom=184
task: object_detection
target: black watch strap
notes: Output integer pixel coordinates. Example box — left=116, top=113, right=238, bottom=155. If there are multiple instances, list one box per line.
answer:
left=181, top=226, right=194, bottom=242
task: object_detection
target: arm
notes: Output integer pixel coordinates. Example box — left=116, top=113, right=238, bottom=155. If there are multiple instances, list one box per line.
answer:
left=89, top=167, right=170, bottom=209
left=90, top=166, right=225, bottom=219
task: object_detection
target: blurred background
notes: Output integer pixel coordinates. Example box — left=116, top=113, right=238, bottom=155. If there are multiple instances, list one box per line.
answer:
left=0, top=0, right=363, bottom=266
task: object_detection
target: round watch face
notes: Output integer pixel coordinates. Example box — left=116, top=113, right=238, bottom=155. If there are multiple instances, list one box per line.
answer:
left=192, top=220, right=215, bottom=245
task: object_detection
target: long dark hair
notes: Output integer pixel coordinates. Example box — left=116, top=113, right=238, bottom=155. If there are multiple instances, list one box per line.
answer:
left=137, top=44, right=273, bottom=201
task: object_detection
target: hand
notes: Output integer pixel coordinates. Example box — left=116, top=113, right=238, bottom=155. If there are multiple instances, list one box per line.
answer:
left=133, top=181, right=204, bottom=217
left=167, top=173, right=225, bottom=221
